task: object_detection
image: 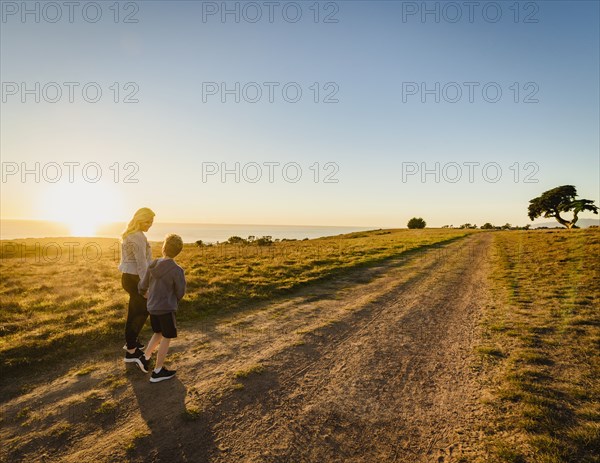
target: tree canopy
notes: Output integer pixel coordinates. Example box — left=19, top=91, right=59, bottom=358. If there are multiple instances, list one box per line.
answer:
left=528, top=185, right=598, bottom=229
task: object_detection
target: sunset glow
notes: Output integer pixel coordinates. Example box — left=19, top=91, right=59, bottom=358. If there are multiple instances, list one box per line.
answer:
left=35, top=182, right=125, bottom=237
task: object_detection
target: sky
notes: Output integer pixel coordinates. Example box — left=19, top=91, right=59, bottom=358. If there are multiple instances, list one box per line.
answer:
left=1, top=0, right=599, bottom=233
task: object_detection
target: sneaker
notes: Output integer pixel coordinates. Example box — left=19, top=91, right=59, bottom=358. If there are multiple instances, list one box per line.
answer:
left=124, top=348, right=149, bottom=373
left=150, top=367, right=176, bottom=383
left=122, top=340, right=145, bottom=351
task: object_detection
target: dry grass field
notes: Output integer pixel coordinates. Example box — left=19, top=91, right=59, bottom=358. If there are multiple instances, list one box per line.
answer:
left=0, top=228, right=597, bottom=463
left=0, top=228, right=470, bottom=384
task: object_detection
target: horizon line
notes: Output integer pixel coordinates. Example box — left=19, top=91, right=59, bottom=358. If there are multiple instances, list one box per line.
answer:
left=0, top=218, right=383, bottom=229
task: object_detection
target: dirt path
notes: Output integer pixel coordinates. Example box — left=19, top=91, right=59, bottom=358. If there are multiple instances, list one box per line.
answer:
left=1, top=233, right=493, bottom=463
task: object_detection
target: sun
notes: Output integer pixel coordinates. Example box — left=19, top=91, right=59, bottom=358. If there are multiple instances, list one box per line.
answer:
left=68, top=221, right=98, bottom=238
left=36, top=182, right=125, bottom=237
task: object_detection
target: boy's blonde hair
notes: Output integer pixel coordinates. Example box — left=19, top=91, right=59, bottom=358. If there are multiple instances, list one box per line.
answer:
left=163, top=234, right=183, bottom=258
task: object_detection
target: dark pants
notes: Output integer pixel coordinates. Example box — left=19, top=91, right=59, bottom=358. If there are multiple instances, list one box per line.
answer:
left=122, top=273, right=149, bottom=349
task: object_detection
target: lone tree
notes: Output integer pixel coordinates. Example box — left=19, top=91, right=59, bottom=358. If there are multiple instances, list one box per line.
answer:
left=407, top=217, right=426, bottom=229
left=528, top=185, right=598, bottom=229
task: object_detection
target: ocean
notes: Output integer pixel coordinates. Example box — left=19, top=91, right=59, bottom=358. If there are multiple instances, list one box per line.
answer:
left=0, top=220, right=376, bottom=243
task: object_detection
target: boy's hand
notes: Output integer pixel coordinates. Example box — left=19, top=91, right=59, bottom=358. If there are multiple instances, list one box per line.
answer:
left=143, top=291, right=148, bottom=299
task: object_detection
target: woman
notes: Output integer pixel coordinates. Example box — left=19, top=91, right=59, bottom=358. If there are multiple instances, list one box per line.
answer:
left=119, top=207, right=155, bottom=368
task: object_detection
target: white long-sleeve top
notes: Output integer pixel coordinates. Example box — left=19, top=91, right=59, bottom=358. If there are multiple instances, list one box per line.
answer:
left=118, top=231, right=153, bottom=280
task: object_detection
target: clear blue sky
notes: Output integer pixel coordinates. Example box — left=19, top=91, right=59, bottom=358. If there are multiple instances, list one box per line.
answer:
left=1, top=0, right=599, bottom=229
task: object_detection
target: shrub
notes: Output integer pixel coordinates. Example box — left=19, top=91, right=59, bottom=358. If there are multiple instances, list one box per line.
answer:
left=227, top=236, right=247, bottom=245
left=407, top=217, right=426, bottom=229
left=255, top=236, right=273, bottom=246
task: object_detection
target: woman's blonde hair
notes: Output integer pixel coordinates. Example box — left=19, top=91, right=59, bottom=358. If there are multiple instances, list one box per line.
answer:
left=122, top=207, right=155, bottom=239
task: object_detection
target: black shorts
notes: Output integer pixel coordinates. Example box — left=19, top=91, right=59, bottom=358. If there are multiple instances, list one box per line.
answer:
left=150, top=313, right=177, bottom=338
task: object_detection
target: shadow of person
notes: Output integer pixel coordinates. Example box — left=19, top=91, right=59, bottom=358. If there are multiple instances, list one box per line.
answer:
left=128, top=370, right=192, bottom=462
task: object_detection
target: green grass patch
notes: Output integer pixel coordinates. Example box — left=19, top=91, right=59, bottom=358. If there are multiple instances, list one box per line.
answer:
left=479, top=229, right=600, bottom=463
left=75, top=365, right=98, bottom=376
left=234, top=363, right=265, bottom=379
left=100, top=374, right=128, bottom=389
left=94, top=400, right=117, bottom=415
left=476, top=346, right=505, bottom=359
left=182, top=405, right=202, bottom=421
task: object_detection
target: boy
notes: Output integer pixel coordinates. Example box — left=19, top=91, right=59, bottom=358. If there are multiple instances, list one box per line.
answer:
left=137, top=234, right=186, bottom=382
